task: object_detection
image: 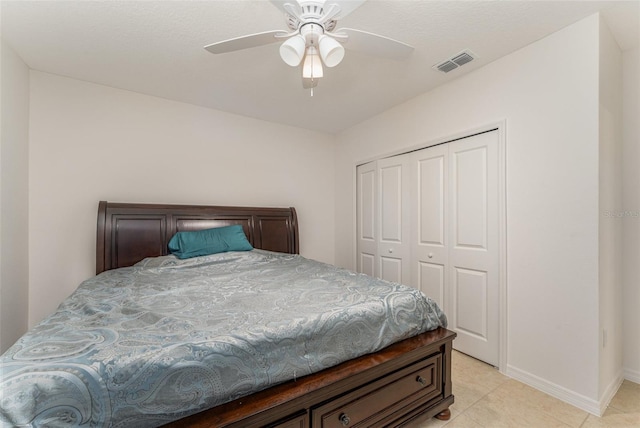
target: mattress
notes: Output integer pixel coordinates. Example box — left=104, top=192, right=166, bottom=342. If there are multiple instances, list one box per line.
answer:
left=0, top=250, right=446, bottom=427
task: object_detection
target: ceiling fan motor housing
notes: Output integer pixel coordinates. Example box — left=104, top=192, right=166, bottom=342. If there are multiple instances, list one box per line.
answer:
left=285, top=1, right=337, bottom=32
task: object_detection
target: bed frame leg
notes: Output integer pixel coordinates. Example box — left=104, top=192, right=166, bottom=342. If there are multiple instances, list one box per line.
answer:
left=434, top=408, right=451, bottom=421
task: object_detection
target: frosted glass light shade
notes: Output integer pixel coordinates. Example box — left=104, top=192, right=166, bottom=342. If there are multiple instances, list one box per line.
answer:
left=319, top=35, right=345, bottom=67
left=302, top=46, right=323, bottom=78
left=279, top=35, right=306, bottom=67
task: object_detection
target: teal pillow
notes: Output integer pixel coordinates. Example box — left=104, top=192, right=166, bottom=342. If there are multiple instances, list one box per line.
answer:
left=168, top=225, right=253, bottom=259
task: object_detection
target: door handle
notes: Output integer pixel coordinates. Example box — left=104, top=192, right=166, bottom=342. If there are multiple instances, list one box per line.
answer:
left=428, top=253, right=433, bottom=258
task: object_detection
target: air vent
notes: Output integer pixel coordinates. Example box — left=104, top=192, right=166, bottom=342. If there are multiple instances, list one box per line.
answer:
left=452, top=52, right=474, bottom=66
left=433, top=50, right=477, bottom=73
left=436, top=60, right=458, bottom=73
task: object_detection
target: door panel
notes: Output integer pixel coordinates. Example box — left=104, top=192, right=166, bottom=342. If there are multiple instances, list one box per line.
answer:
left=377, top=156, right=411, bottom=284
left=449, top=131, right=499, bottom=366
left=418, top=262, right=445, bottom=305
left=453, top=267, right=488, bottom=340
left=380, top=164, right=403, bottom=242
left=356, top=162, right=378, bottom=276
left=453, top=146, right=488, bottom=250
left=360, top=169, right=376, bottom=241
left=360, top=253, right=375, bottom=277
left=410, top=144, right=448, bottom=307
left=419, top=155, right=446, bottom=246
left=381, top=256, right=403, bottom=283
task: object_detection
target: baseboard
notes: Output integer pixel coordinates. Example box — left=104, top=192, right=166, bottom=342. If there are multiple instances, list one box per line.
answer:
left=624, top=367, right=640, bottom=384
left=506, top=365, right=602, bottom=416
left=599, top=372, right=624, bottom=415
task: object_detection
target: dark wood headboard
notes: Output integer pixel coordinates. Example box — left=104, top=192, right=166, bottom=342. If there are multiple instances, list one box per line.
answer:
left=96, top=201, right=299, bottom=274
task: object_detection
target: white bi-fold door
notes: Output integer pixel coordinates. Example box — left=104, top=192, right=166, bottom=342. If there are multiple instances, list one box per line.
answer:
left=356, top=156, right=410, bottom=284
left=356, top=130, right=501, bottom=366
left=411, top=131, right=500, bottom=366
left=410, top=142, right=449, bottom=308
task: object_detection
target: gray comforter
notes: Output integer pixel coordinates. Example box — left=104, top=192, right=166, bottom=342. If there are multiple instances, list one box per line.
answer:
left=0, top=250, right=446, bottom=427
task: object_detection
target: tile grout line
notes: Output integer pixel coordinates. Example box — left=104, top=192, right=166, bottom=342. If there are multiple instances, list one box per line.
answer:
left=438, top=354, right=640, bottom=428
left=472, top=377, right=587, bottom=428
left=445, top=376, right=510, bottom=427
left=576, top=411, right=590, bottom=428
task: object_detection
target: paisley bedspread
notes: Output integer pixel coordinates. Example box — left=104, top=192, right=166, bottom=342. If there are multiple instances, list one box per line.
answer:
left=0, top=250, right=446, bottom=427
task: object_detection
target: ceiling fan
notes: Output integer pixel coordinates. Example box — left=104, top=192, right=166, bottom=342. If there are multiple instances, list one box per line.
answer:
left=204, top=0, right=414, bottom=94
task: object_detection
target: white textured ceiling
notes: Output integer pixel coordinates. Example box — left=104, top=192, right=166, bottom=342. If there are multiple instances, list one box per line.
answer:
left=1, top=0, right=638, bottom=133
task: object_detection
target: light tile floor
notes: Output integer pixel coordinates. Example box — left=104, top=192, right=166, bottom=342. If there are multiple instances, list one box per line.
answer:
left=415, top=351, right=640, bottom=428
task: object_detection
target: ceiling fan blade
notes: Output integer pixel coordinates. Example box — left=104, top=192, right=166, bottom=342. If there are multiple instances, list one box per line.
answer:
left=319, top=3, right=341, bottom=23
left=326, top=0, right=367, bottom=19
left=270, top=0, right=298, bottom=15
left=272, top=0, right=365, bottom=19
left=338, top=28, right=414, bottom=60
left=204, top=30, right=285, bottom=54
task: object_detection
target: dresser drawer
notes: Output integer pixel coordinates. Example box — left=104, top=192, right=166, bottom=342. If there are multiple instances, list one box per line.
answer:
left=266, top=410, right=308, bottom=428
left=311, top=354, right=442, bottom=428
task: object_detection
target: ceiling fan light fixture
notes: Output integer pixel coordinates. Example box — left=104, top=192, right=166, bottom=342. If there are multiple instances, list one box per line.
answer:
left=302, top=46, right=323, bottom=79
left=279, top=35, right=306, bottom=66
left=204, top=0, right=413, bottom=92
left=318, top=35, right=345, bottom=67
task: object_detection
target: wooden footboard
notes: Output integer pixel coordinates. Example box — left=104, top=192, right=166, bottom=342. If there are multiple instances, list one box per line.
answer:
left=164, top=327, right=455, bottom=428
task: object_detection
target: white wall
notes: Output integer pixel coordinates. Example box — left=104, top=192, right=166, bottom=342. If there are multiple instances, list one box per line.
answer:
left=622, top=46, right=640, bottom=383
left=0, top=39, right=30, bottom=353
left=336, top=14, right=604, bottom=411
left=28, top=71, right=336, bottom=326
left=597, top=16, right=623, bottom=407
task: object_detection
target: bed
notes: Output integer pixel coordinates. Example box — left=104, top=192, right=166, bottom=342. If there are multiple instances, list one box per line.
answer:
left=0, top=201, right=455, bottom=427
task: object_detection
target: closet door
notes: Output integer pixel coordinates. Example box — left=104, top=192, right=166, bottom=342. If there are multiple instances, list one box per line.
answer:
left=356, top=162, right=378, bottom=277
left=448, top=131, right=500, bottom=366
left=410, top=144, right=449, bottom=308
left=356, top=130, right=501, bottom=367
left=376, top=156, right=411, bottom=284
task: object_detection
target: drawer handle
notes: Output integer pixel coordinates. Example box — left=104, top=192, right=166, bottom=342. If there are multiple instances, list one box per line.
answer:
left=416, top=375, right=427, bottom=386
left=339, top=413, right=351, bottom=426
